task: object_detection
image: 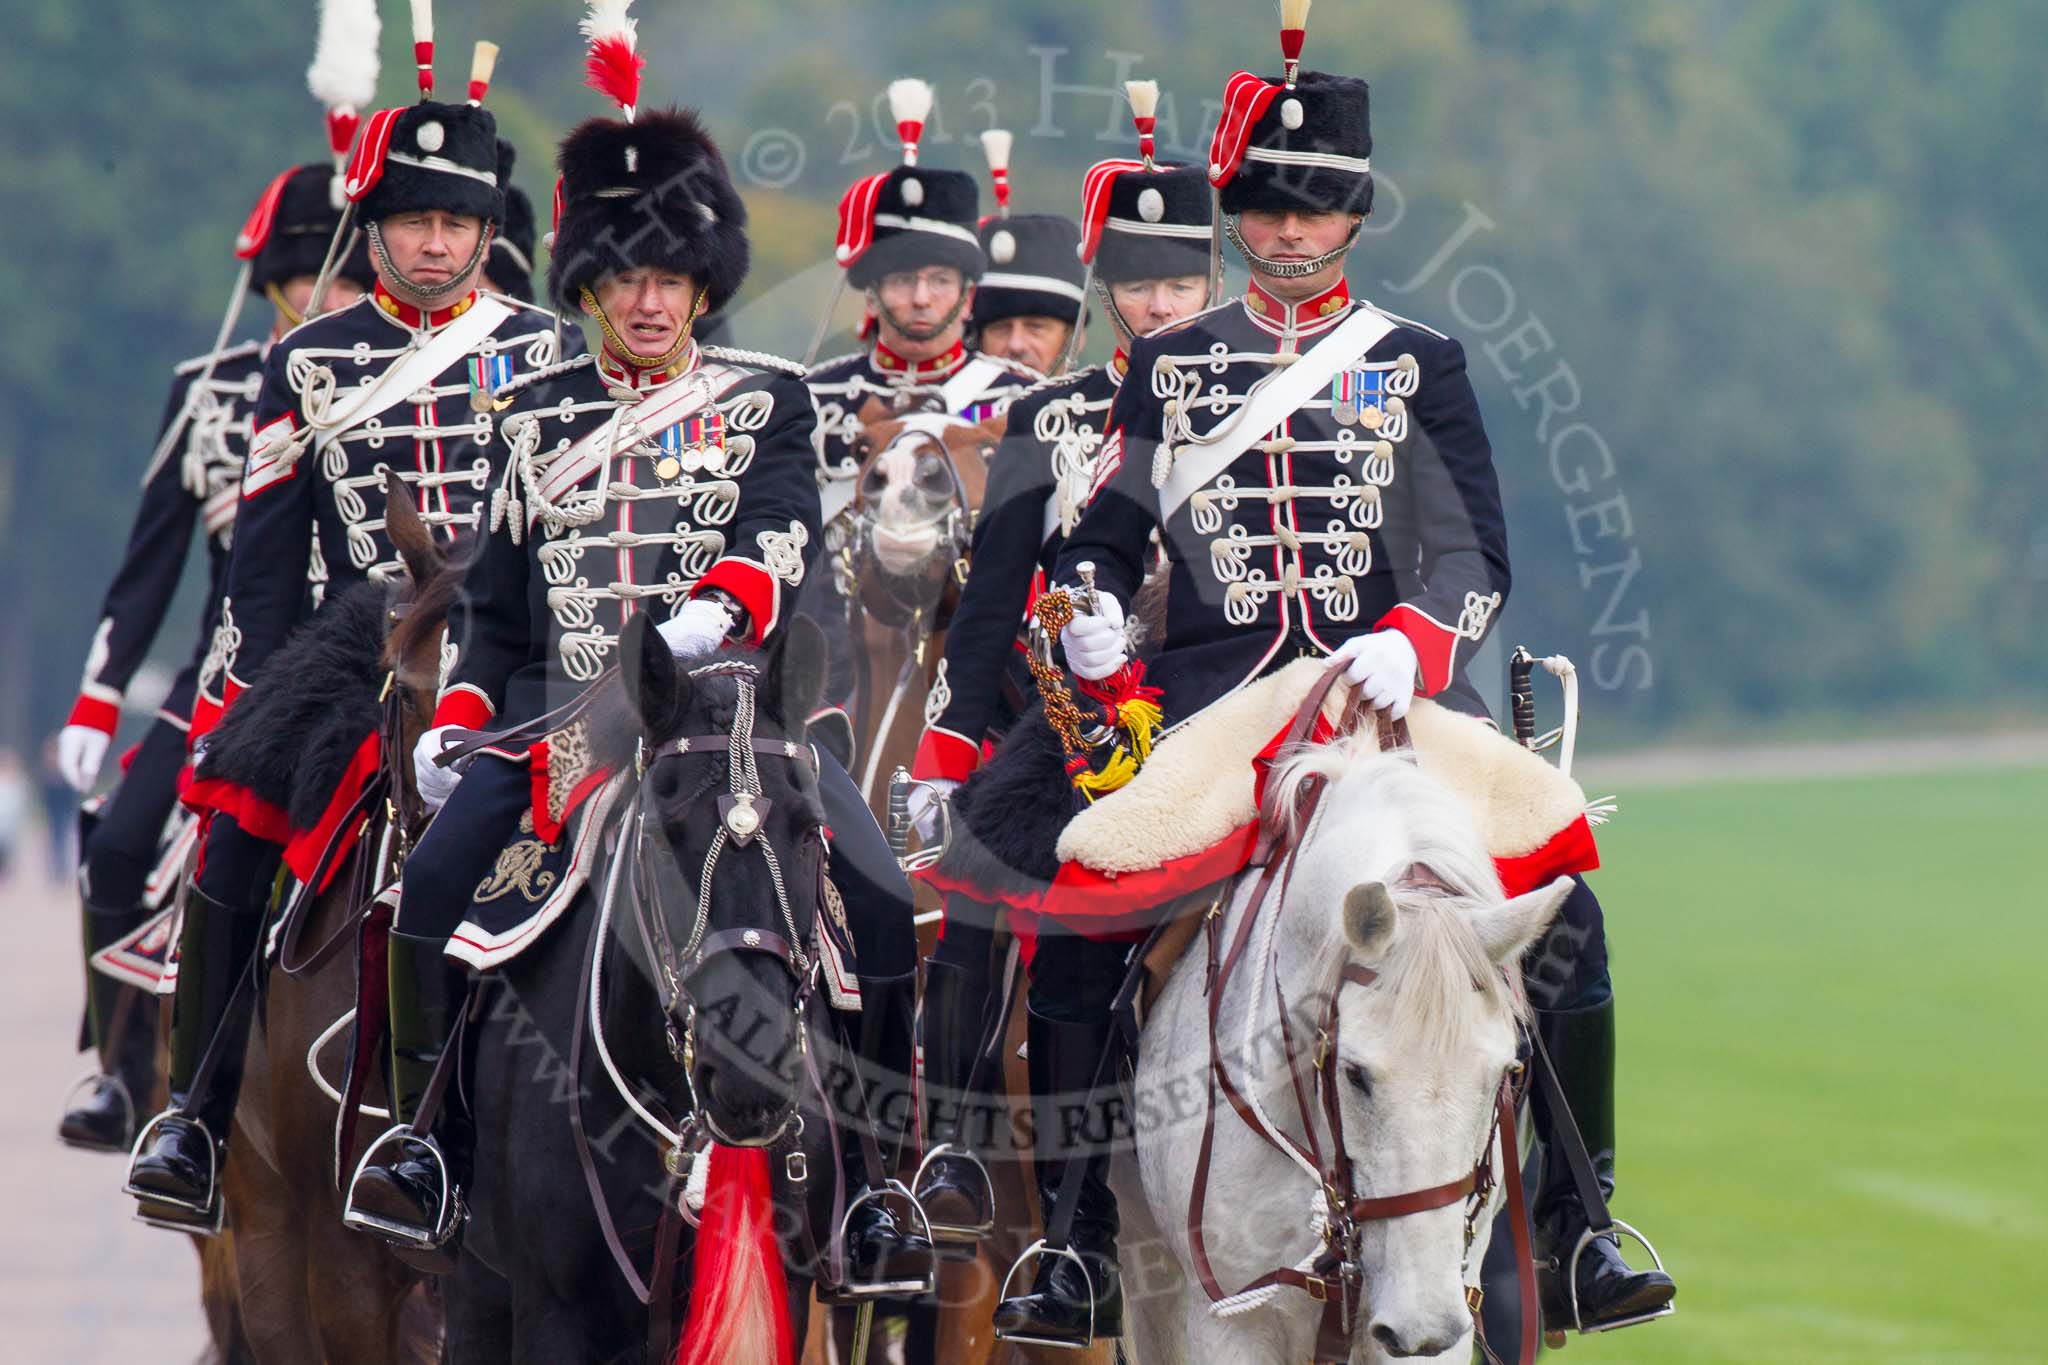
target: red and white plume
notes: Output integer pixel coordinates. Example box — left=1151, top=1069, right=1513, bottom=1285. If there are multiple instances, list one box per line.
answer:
left=1125, top=80, right=1160, bottom=168
left=889, top=78, right=933, bottom=166
left=979, top=129, right=1013, bottom=216
left=409, top=0, right=435, bottom=97
left=468, top=41, right=499, bottom=105
left=307, top=0, right=380, bottom=167
left=1280, top=0, right=1312, bottom=89
left=581, top=0, right=645, bottom=121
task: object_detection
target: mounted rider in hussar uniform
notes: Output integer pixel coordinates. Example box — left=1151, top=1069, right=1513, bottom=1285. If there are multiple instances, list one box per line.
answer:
left=126, top=13, right=565, bottom=1233
left=907, top=82, right=1219, bottom=1253
left=932, top=12, right=1677, bottom=1346
left=339, top=19, right=932, bottom=1297
left=55, top=93, right=378, bottom=1148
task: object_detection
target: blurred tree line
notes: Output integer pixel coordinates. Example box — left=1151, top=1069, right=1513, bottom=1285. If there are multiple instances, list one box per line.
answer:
left=2, top=0, right=2041, bottom=757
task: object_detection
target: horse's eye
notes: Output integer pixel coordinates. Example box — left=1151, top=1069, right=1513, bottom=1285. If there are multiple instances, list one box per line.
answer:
left=914, top=458, right=952, bottom=498
left=860, top=463, right=890, bottom=496
left=1343, top=1063, right=1373, bottom=1096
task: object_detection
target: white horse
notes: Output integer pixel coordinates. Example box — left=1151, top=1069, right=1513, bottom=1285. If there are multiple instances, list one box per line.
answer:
left=1117, top=740, right=1574, bottom=1362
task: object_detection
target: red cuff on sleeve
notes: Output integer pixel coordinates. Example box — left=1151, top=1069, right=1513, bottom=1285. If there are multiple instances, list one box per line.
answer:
left=1374, top=604, right=1459, bottom=698
left=692, top=558, right=778, bottom=647
left=912, top=727, right=981, bottom=782
left=431, top=685, right=496, bottom=733
left=67, top=694, right=121, bottom=735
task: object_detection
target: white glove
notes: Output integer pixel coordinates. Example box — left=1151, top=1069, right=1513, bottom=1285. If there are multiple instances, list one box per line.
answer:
left=1059, top=591, right=1128, bottom=681
left=413, top=725, right=463, bottom=812
left=909, top=777, right=958, bottom=844
left=657, top=598, right=736, bottom=660
left=1332, top=629, right=1420, bottom=720
left=57, top=725, right=111, bottom=793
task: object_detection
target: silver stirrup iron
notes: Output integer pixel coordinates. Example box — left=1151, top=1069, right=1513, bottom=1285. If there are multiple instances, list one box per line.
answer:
left=993, top=1238, right=1098, bottom=1349
left=912, top=1140, right=997, bottom=1242
left=342, top=1124, right=462, bottom=1248
left=835, top=1178, right=937, bottom=1298
left=125, top=1113, right=224, bottom=1235
left=1567, top=1218, right=1675, bottom=1334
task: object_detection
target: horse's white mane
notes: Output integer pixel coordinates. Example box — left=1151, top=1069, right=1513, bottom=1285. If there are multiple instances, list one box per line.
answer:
left=1265, top=739, right=1530, bottom=1052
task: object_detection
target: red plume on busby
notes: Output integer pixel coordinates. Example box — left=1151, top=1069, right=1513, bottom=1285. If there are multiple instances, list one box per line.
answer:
left=468, top=41, right=500, bottom=106
left=410, top=0, right=436, bottom=97
left=979, top=129, right=1013, bottom=219
left=547, top=0, right=751, bottom=314
left=581, top=0, right=645, bottom=120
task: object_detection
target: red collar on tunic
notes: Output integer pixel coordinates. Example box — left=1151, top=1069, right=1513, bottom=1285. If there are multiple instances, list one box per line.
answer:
left=872, top=336, right=968, bottom=381
left=372, top=283, right=480, bottom=331
left=598, top=340, right=701, bottom=392
left=1244, top=276, right=1352, bottom=337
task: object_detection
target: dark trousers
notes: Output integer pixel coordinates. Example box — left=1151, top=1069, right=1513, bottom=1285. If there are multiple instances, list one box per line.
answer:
left=394, top=746, right=916, bottom=980
left=192, top=813, right=283, bottom=916
left=1523, top=876, right=1611, bottom=1013
left=81, top=717, right=190, bottom=909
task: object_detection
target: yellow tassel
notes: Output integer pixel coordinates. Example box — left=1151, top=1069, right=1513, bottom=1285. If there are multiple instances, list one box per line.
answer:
left=1074, top=747, right=1140, bottom=796
left=1117, top=697, right=1164, bottom=763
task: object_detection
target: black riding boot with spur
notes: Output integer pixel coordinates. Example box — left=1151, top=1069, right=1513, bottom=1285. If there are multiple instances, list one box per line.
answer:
left=126, top=887, right=260, bottom=1232
left=1531, top=998, right=1677, bottom=1336
left=992, top=1005, right=1126, bottom=1347
left=59, top=900, right=157, bottom=1152
left=344, top=930, right=471, bottom=1264
left=912, top=954, right=1001, bottom=1249
left=835, top=970, right=938, bottom=1298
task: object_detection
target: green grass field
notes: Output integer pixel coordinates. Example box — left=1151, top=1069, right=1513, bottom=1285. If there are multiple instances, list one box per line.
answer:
left=1556, top=764, right=2046, bottom=1364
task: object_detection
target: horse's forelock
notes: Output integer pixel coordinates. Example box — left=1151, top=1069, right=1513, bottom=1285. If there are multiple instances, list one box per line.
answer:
left=1279, top=747, right=1526, bottom=1052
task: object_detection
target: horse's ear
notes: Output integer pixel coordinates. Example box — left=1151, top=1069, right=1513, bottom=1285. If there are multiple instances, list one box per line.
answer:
left=383, top=469, right=441, bottom=588
left=759, top=617, right=827, bottom=730
left=1342, top=882, right=1399, bottom=960
left=1470, top=876, right=1574, bottom=966
left=621, top=612, right=689, bottom=736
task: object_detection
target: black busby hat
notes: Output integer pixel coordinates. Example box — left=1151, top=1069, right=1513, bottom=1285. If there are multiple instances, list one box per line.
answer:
left=548, top=108, right=751, bottom=315
left=241, top=164, right=351, bottom=291
left=346, top=101, right=505, bottom=224
left=488, top=140, right=538, bottom=301
left=834, top=80, right=986, bottom=290
left=1209, top=5, right=1372, bottom=218
left=1213, top=69, right=1371, bottom=217
left=973, top=214, right=1086, bottom=329
left=1080, top=83, right=1214, bottom=286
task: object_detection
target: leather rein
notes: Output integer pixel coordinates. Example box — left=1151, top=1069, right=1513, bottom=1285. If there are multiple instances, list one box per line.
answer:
left=1185, top=660, right=1540, bottom=1364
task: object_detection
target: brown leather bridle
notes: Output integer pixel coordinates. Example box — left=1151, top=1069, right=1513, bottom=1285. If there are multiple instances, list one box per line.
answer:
left=1184, top=660, right=1540, bottom=1364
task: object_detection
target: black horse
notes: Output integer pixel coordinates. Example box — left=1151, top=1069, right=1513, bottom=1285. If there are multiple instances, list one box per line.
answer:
left=449, top=614, right=858, bottom=1363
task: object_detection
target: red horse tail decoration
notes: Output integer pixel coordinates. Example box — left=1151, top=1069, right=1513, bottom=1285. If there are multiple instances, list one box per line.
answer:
left=675, top=1144, right=792, bottom=1365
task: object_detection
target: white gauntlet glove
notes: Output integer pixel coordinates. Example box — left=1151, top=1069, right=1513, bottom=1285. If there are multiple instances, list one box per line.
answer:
left=1332, top=629, right=1420, bottom=720
left=57, top=725, right=111, bottom=793
left=657, top=598, right=736, bottom=660
left=413, top=725, right=464, bottom=812
left=1058, top=591, right=1128, bottom=681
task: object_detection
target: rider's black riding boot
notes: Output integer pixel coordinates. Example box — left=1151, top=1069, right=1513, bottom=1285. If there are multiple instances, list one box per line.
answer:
left=343, top=931, right=470, bottom=1256
left=126, top=888, right=260, bottom=1226
left=837, top=970, right=937, bottom=1297
left=1531, top=998, right=1677, bottom=1334
left=912, top=955, right=998, bottom=1246
left=60, top=901, right=156, bottom=1152
left=992, top=1006, right=1125, bottom=1347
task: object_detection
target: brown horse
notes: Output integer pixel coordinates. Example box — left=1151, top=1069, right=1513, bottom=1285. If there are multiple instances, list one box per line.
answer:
left=206, top=479, right=457, bottom=1362
left=807, top=412, right=1119, bottom=1364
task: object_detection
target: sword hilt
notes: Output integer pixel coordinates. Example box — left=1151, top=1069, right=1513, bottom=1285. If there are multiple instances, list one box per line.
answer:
left=887, top=766, right=912, bottom=862
left=1075, top=561, right=1102, bottom=616
left=1509, top=645, right=1537, bottom=749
